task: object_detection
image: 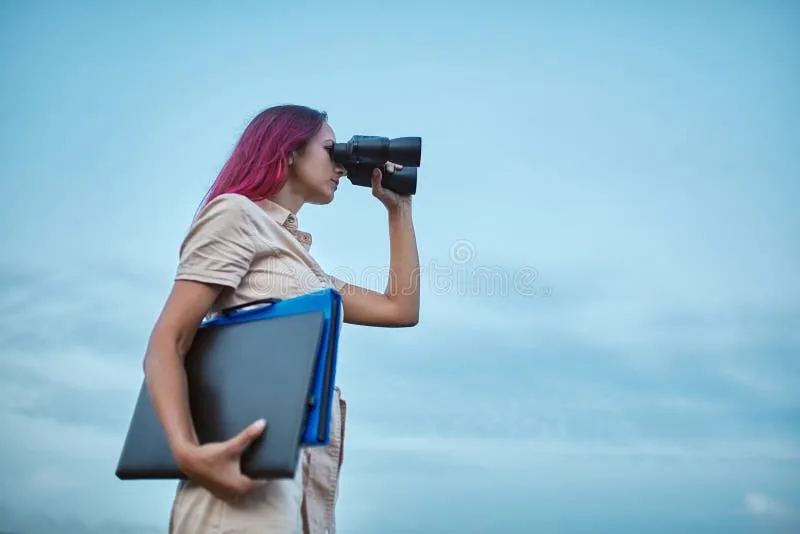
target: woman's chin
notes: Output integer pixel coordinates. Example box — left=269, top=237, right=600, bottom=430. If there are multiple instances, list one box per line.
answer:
left=308, top=190, right=336, bottom=205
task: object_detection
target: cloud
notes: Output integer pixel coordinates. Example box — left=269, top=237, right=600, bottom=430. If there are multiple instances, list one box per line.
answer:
left=0, top=504, right=164, bottom=534
left=2, top=241, right=799, bottom=534
left=0, top=260, right=177, bottom=530
left=1, top=1, right=798, bottom=533
left=745, top=492, right=784, bottom=517
left=350, top=434, right=800, bottom=467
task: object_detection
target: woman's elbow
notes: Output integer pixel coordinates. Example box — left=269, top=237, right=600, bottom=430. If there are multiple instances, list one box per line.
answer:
left=142, top=319, right=190, bottom=375
left=142, top=279, right=221, bottom=372
left=142, top=327, right=173, bottom=374
left=399, top=309, right=419, bottom=327
left=384, top=295, right=419, bottom=327
left=386, top=303, right=419, bottom=327
left=341, top=289, right=419, bottom=327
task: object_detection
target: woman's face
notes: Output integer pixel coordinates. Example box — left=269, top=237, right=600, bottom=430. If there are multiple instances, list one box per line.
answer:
left=289, top=122, right=346, bottom=205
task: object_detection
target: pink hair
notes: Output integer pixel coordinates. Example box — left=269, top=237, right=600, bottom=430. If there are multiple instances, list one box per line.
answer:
left=198, top=104, right=328, bottom=210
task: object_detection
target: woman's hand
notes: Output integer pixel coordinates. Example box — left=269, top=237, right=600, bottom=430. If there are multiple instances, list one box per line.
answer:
left=371, top=162, right=411, bottom=211
left=175, top=418, right=267, bottom=501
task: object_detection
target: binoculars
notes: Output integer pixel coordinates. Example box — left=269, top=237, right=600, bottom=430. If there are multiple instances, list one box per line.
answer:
left=330, top=135, right=422, bottom=195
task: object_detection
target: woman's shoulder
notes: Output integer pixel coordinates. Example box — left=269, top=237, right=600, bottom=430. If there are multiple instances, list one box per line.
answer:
left=189, top=193, right=267, bottom=233
left=186, top=193, right=292, bottom=257
left=201, top=193, right=284, bottom=225
left=196, top=192, right=254, bottom=218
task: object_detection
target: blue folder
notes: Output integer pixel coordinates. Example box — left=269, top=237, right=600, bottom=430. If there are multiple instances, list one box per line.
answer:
left=202, top=288, right=343, bottom=447
left=115, top=287, right=343, bottom=480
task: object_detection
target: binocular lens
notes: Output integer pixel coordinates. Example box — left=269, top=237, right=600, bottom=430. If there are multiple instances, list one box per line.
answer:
left=332, top=135, right=421, bottom=167
left=386, top=137, right=421, bottom=167
left=331, top=134, right=422, bottom=195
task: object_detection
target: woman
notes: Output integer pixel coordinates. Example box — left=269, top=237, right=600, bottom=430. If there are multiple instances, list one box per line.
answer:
left=142, top=104, right=420, bottom=534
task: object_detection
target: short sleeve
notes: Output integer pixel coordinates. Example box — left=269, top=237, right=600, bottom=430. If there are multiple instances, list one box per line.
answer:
left=175, top=195, right=256, bottom=289
left=325, top=273, right=348, bottom=292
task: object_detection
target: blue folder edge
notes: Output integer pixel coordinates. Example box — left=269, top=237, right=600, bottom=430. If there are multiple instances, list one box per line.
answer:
left=200, top=287, right=342, bottom=447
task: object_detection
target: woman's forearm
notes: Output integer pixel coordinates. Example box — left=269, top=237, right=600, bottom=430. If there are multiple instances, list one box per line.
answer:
left=143, top=335, right=199, bottom=464
left=385, top=198, right=420, bottom=323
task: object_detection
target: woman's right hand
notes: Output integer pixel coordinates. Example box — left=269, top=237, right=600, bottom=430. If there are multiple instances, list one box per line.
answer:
left=175, top=418, right=267, bottom=501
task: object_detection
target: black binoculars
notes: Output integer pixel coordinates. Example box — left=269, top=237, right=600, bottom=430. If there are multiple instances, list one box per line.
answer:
left=330, top=135, right=422, bottom=195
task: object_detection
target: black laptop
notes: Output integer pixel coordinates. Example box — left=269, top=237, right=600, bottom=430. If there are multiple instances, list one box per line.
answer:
left=114, top=288, right=342, bottom=480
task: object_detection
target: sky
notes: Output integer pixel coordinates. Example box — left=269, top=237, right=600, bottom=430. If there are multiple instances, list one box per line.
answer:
left=0, top=0, right=798, bottom=533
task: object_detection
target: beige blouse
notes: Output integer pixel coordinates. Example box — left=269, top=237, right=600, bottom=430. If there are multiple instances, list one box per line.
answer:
left=168, top=193, right=347, bottom=534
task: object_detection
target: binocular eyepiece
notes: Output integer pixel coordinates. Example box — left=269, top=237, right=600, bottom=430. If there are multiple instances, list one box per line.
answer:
left=330, top=135, right=422, bottom=195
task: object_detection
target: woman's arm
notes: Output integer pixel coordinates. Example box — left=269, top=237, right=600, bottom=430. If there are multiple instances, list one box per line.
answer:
left=143, top=279, right=266, bottom=500
left=143, top=280, right=220, bottom=458
left=339, top=167, right=420, bottom=327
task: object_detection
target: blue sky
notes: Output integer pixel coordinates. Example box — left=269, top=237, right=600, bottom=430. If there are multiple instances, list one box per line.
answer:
left=1, top=1, right=798, bottom=533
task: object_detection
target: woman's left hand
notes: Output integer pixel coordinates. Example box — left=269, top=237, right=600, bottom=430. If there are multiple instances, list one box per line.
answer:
left=371, top=162, right=411, bottom=211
